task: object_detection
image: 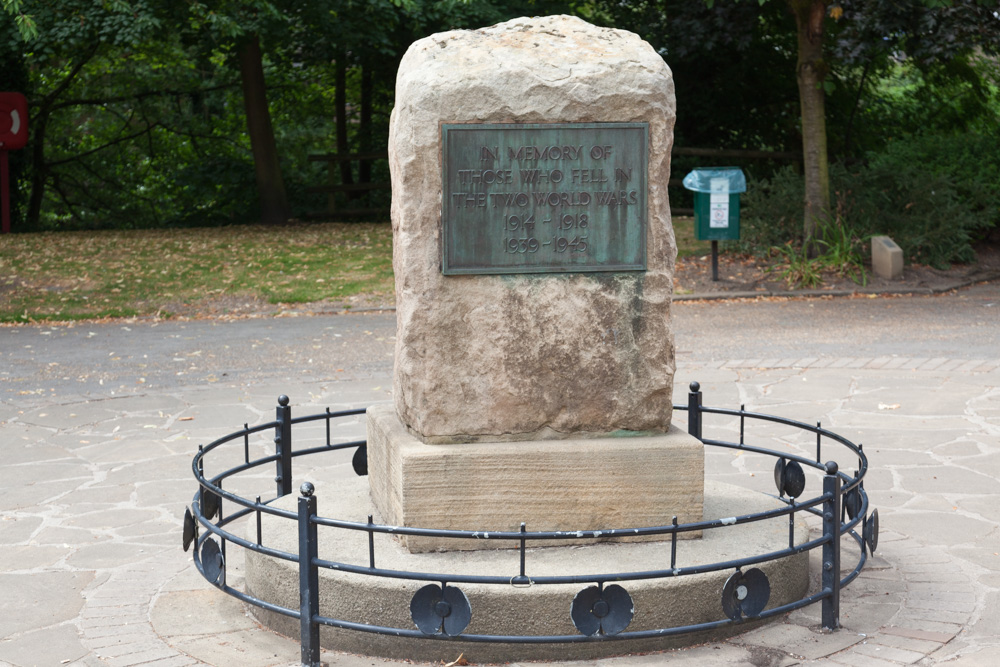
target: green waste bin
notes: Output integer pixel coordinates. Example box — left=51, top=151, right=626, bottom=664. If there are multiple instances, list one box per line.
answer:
left=682, top=167, right=746, bottom=242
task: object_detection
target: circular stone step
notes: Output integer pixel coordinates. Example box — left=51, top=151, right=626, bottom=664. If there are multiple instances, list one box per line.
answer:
left=244, top=479, right=810, bottom=663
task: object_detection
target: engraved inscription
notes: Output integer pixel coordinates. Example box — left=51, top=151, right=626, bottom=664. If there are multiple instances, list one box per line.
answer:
left=442, top=123, right=647, bottom=275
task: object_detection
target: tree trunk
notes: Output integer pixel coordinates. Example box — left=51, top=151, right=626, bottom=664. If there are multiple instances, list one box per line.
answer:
left=335, top=50, right=356, bottom=199
left=238, top=34, right=289, bottom=225
left=25, top=46, right=98, bottom=228
left=790, top=0, right=830, bottom=253
left=359, top=62, right=372, bottom=186
left=25, top=111, right=46, bottom=228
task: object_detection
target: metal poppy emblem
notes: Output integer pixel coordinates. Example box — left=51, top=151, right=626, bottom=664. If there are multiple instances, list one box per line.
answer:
left=200, top=537, right=225, bottom=587
left=570, top=584, right=634, bottom=636
left=182, top=506, right=196, bottom=552
left=201, top=487, right=220, bottom=521
left=722, top=568, right=770, bottom=621
left=864, top=508, right=879, bottom=554
left=773, top=458, right=805, bottom=499
left=410, top=584, right=471, bottom=636
left=844, top=487, right=862, bottom=520
left=352, top=444, right=368, bottom=476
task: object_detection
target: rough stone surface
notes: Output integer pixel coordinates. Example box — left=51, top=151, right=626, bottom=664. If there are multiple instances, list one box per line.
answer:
left=389, top=15, right=677, bottom=440
left=367, top=404, right=703, bottom=552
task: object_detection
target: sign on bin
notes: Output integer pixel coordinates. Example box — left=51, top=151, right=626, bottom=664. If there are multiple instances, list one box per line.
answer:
left=710, top=178, right=730, bottom=229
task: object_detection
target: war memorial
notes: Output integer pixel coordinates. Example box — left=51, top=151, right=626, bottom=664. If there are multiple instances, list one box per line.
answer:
left=185, top=15, right=877, bottom=665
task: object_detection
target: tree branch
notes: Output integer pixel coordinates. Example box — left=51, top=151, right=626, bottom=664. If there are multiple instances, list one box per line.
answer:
left=48, top=173, right=85, bottom=224
left=36, top=43, right=101, bottom=114
left=46, top=122, right=160, bottom=168
left=49, top=82, right=241, bottom=112
left=154, top=122, right=246, bottom=150
left=844, top=56, right=875, bottom=157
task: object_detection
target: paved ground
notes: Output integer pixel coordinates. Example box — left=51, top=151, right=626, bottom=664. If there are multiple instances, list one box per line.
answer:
left=2, top=282, right=999, bottom=666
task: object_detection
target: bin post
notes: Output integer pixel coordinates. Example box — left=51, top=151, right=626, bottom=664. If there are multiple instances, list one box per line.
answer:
left=821, top=461, right=842, bottom=630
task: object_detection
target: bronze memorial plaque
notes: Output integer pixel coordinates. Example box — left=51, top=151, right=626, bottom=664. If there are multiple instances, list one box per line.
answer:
left=441, top=123, right=648, bottom=275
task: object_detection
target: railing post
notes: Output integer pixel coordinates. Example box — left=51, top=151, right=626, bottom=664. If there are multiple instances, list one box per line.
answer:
left=298, top=482, right=321, bottom=666
left=275, top=395, right=293, bottom=497
left=822, top=461, right=842, bottom=630
left=687, top=381, right=703, bottom=440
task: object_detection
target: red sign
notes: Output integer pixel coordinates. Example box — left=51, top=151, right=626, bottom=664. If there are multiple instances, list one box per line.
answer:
left=0, top=92, right=29, bottom=151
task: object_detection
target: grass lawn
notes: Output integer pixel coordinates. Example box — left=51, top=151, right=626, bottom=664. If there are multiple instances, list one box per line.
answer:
left=0, top=223, right=394, bottom=323
left=673, top=216, right=710, bottom=259
left=0, top=216, right=704, bottom=323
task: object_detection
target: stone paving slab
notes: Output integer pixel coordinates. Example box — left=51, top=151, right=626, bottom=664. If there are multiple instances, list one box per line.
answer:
left=143, top=363, right=998, bottom=664
left=2, top=297, right=1000, bottom=665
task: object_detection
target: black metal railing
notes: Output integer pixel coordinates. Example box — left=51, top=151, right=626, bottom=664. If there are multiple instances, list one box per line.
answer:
left=183, top=381, right=878, bottom=667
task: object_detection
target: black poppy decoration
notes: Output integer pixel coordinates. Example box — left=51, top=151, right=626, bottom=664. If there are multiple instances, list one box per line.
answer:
left=773, top=458, right=806, bottom=499
left=844, top=487, right=862, bottom=521
left=410, top=584, right=471, bottom=636
left=200, top=537, right=225, bottom=587
left=352, top=444, right=368, bottom=476
left=182, top=507, right=196, bottom=552
left=570, top=584, right=634, bottom=636
left=722, top=568, right=770, bottom=621
left=864, top=508, right=879, bottom=554
left=201, top=487, right=220, bottom=521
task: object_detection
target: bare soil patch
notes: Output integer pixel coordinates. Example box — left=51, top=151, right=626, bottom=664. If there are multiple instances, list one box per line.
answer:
left=673, top=241, right=1000, bottom=298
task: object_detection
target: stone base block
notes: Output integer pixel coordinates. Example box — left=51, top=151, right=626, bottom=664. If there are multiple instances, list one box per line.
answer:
left=367, top=405, right=704, bottom=552
left=245, top=478, right=810, bottom=663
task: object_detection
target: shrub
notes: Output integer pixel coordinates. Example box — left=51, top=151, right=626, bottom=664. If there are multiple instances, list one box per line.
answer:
left=834, top=157, right=988, bottom=269
left=737, top=130, right=997, bottom=269
left=737, top=165, right=804, bottom=255
left=863, top=131, right=1000, bottom=235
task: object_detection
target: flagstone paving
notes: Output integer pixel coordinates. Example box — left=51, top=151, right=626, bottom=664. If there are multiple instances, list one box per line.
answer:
left=2, top=285, right=999, bottom=666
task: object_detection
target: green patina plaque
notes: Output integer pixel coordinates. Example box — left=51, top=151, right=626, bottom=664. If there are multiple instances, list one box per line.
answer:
left=442, top=123, right=648, bottom=275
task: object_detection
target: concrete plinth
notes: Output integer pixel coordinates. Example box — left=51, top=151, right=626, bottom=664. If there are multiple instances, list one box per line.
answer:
left=872, top=235, right=904, bottom=280
left=245, top=478, right=809, bottom=663
left=367, top=405, right=704, bottom=552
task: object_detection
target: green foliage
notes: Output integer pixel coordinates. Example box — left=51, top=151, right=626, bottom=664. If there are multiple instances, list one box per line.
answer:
left=28, top=42, right=261, bottom=230
left=835, top=140, right=993, bottom=268
left=845, top=55, right=1000, bottom=155
left=593, top=0, right=800, bottom=152
left=867, top=129, right=1000, bottom=232
left=2, top=0, right=164, bottom=52
left=740, top=129, right=997, bottom=270
left=763, top=215, right=868, bottom=289
left=6, top=0, right=1000, bottom=235
left=3, top=0, right=583, bottom=231
left=737, top=166, right=804, bottom=255
left=815, top=214, right=868, bottom=285
left=768, top=242, right=825, bottom=289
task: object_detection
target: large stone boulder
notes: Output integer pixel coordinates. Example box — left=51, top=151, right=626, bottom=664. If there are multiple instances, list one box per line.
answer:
left=389, top=15, right=677, bottom=442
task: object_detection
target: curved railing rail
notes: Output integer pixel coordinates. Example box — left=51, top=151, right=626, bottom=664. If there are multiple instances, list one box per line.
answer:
left=183, top=382, right=878, bottom=666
